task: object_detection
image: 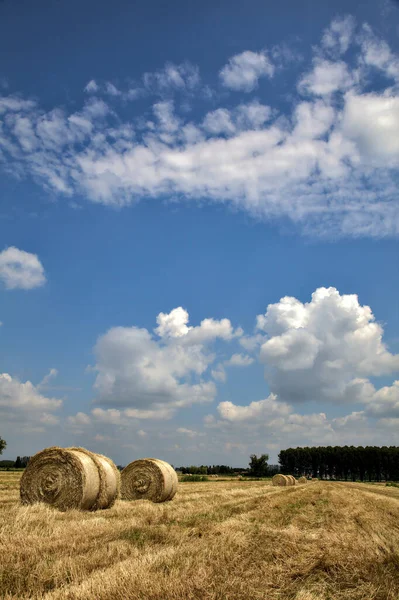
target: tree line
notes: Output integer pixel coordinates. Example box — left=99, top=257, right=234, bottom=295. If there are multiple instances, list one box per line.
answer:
left=278, top=446, right=399, bottom=481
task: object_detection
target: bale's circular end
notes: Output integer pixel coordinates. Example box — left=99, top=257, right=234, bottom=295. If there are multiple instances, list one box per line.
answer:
left=20, top=446, right=119, bottom=511
left=298, top=476, right=307, bottom=484
left=20, top=446, right=99, bottom=511
left=121, top=458, right=178, bottom=503
left=272, top=474, right=289, bottom=486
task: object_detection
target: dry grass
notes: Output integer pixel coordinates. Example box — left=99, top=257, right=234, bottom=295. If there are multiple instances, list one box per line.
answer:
left=1, top=472, right=399, bottom=599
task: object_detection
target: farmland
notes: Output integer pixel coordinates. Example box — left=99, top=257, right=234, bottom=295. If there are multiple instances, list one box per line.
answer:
left=1, top=472, right=399, bottom=600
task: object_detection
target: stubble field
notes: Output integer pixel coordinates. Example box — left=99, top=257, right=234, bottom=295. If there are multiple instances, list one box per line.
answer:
left=1, top=472, right=399, bottom=600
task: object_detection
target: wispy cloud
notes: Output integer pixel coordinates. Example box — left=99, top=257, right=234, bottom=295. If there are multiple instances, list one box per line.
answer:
left=1, top=18, right=399, bottom=238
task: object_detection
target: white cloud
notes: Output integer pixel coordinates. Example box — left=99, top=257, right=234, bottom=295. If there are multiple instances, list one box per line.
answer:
left=143, top=62, right=200, bottom=93
left=84, top=80, right=99, bottom=93
left=91, top=307, right=241, bottom=417
left=211, top=364, right=226, bottom=383
left=365, top=380, right=399, bottom=418
left=202, top=101, right=272, bottom=136
left=38, top=368, right=58, bottom=389
left=176, top=427, right=204, bottom=438
left=1, top=22, right=399, bottom=238
left=224, top=353, right=254, bottom=367
left=298, top=59, right=354, bottom=96
left=105, top=83, right=121, bottom=97
left=321, top=15, right=356, bottom=56
left=357, top=24, right=399, bottom=82
left=0, top=247, right=46, bottom=290
left=202, top=109, right=236, bottom=136
left=341, top=93, right=399, bottom=164
left=219, top=50, right=275, bottom=92
left=0, top=372, right=62, bottom=432
left=218, top=394, right=291, bottom=422
left=256, top=287, right=399, bottom=405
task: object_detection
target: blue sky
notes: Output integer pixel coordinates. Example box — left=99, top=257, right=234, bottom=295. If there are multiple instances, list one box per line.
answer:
left=0, top=0, right=399, bottom=467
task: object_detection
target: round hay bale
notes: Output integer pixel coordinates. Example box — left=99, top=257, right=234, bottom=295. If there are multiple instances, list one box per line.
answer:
left=20, top=446, right=104, bottom=511
left=121, top=458, right=178, bottom=503
left=287, top=475, right=297, bottom=485
left=298, top=476, right=307, bottom=484
left=68, top=447, right=120, bottom=509
left=272, top=474, right=289, bottom=486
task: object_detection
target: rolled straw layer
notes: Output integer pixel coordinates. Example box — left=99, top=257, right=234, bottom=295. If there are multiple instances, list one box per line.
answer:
left=20, top=446, right=119, bottom=511
left=68, top=447, right=120, bottom=510
left=272, top=474, right=289, bottom=486
left=121, top=458, right=178, bottom=503
left=298, top=476, right=307, bottom=484
left=287, top=475, right=297, bottom=485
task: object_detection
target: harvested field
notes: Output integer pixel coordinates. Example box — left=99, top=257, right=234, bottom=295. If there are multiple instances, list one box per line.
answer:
left=1, top=472, right=399, bottom=599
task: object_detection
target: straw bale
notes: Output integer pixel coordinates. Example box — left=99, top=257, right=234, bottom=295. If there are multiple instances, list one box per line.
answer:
left=272, top=474, right=289, bottom=486
left=121, top=458, right=178, bottom=502
left=298, top=476, right=308, bottom=484
left=68, top=447, right=120, bottom=509
left=20, top=446, right=119, bottom=511
left=287, top=475, right=297, bottom=485
left=20, top=446, right=100, bottom=511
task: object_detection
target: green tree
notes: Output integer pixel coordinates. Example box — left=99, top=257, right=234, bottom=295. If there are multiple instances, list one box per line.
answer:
left=15, top=456, right=22, bottom=469
left=248, top=454, right=269, bottom=477
left=0, top=436, right=6, bottom=455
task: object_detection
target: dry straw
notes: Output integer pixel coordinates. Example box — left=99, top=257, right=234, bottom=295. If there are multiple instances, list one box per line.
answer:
left=121, top=458, right=178, bottom=503
left=20, top=446, right=120, bottom=512
left=287, top=475, right=297, bottom=485
left=298, top=476, right=308, bottom=484
left=272, top=474, right=289, bottom=486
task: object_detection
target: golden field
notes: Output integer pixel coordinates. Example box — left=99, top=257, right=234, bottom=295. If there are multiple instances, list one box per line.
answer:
left=1, top=472, right=399, bottom=600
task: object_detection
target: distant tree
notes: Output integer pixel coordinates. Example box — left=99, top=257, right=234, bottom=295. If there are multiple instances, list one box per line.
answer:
left=0, top=436, right=6, bottom=455
left=14, top=456, right=22, bottom=469
left=248, top=454, right=269, bottom=477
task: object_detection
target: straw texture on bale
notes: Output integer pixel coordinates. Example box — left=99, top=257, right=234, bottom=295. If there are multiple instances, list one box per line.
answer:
left=287, top=475, right=297, bottom=485
left=121, top=458, right=178, bottom=503
left=298, top=476, right=308, bottom=484
left=20, top=446, right=119, bottom=511
left=272, top=474, right=289, bottom=486
left=68, top=447, right=120, bottom=510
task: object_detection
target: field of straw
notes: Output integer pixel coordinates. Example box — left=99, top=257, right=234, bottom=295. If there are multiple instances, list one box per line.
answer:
left=1, top=472, right=399, bottom=600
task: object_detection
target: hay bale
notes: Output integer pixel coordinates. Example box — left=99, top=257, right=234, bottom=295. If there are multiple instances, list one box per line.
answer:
left=272, top=474, right=289, bottom=486
left=287, top=475, right=297, bottom=485
left=68, top=447, right=120, bottom=510
left=298, top=476, right=307, bottom=484
left=121, top=458, right=178, bottom=503
left=20, top=446, right=119, bottom=511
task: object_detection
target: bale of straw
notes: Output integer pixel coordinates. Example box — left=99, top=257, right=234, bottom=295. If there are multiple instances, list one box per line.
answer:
left=20, top=446, right=119, bottom=511
left=287, top=475, right=297, bottom=485
left=68, top=447, right=120, bottom=509
left=298, top=476, right=307, bottom=484
left=272, top=474, right=289, bottom=486
left=121, top=458, right=178, bottom=503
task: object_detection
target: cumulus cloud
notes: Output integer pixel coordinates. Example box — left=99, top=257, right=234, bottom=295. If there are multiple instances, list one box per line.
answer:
left=0, top=372, right=62, bottom=431
left=1, top=20, right=399, bottom=238
left=218, top=394, right=291, bottom=422
left=224, top=353, right=254, bottom=367
left=0, top=247, right=46, bottom=289
left=298, top=59, right=354, bottom=96
left=219, top=50, right=275, bottom=92
left=91, top=307, right=241, bottom=417
left=256, top=287, right=399, bottom=406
